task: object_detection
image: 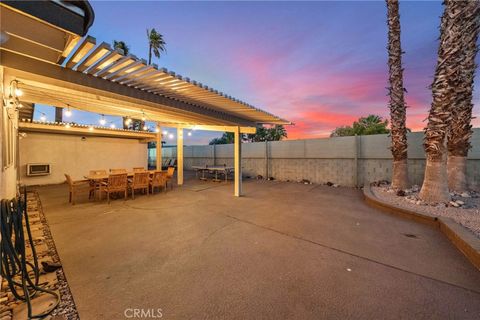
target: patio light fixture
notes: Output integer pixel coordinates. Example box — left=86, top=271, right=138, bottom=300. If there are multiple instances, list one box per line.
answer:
left=155, top=127, right=160, bottom=133
left=88, top=126, right=94, bottom=131
left=187, top=131, right=192, bottom=136
left=65, top=123, right=71, bottom=128
left=64, top=105, right=72, bottom=117
left=168, top=133, right=174, bottom=140
left=143, top=125, right=148, bottom=131
left=99, top=114, right=106, bottom=125
left=40, top=113, right=46, bottom=122
left=162, top=130, right=168, bottom=135
left=110, top=123, right=116, bottom=129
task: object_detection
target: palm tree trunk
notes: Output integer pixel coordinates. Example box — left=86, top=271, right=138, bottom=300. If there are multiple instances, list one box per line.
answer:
left=447, top=155, right=468, bottom=191
left=419, top=0, right=466, bottom=203
left=446, top=0, right=480, bottom=192
left=55, top=107, right=63, bottom=123
left=148, top=44, right=152, bottom=65
left=386, top=0, right=409, bottom=190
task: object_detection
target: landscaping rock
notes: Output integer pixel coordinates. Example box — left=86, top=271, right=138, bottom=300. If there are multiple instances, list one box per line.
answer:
left=372, top=185, right=480, bottom=238
left=396, top=190, right=406, bottom=197
left=449, top=201, right=460, bottom=207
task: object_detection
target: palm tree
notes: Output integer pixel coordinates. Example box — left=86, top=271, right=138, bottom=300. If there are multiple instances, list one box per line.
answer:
left=146, top=28, right=166, bottom=65
left=419, top=0, right=467, bottom=203
left=113, top=40, right=130, bottom=55
left=386, top=0, right=409, bottom=190
left=446, top=0, right=480, bottom=192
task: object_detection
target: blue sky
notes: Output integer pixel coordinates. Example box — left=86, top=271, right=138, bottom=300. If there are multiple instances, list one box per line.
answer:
left=34, top=0, right=479, bottom=144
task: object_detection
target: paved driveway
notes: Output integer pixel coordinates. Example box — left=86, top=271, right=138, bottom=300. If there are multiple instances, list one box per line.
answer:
left=37, top=177, right=480, bottom=319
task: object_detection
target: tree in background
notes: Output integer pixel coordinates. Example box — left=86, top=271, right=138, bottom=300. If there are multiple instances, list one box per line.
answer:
left=419, top=0, right=466, bottom=203
left=209, top=132, right=235, bottom=145
left=386, top=0, right=409, bottom=190
left=113, top=40, right=130, bottom=55
left=446, top=0, right=480, bottom=192
left=246, top=125, right=288, bottom=142
left=209, top=125, right=288, bottom=145
left=146, top=28, right=166, bottom=65
left=112, top=40, right=142, bottom=130
left=330, top=115, right=390, bottom=137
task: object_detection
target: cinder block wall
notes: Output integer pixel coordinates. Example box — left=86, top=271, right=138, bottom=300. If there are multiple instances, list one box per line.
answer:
left=178, top=129, right=480, bottom=189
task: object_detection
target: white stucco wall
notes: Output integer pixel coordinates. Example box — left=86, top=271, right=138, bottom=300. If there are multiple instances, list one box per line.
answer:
left=0, top=67, right=18, bottom=199
left=19, top=132, right=148, bottom=186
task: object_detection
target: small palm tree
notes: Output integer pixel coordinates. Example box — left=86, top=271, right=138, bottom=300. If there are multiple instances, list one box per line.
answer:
left=113, top=40, right=130, bottom=55
left=419, top=0, right=467, bottom=203
left=386, top=0, right=409, bottom=190
left=446, top=0, right=480, bottom=192
left=146, top=28, right=166, bottom=65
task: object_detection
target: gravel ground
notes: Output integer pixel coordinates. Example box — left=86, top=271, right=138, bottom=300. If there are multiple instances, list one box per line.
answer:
left=371, top=183, right=480, bottom=239
left=34, top=191, right=80, bottom=320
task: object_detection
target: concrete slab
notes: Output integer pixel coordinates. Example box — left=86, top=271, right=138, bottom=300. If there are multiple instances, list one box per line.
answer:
left=35, top=176, right=480, bottom=319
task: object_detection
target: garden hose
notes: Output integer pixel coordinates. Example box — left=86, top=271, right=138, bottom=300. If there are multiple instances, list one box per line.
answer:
left=0, top=187, right=60, bottom=319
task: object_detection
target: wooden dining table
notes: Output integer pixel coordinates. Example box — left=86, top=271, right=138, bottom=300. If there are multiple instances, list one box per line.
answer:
left=84, top=170, right=157, bottom=199
left=84, top=170, right=157, bottom=181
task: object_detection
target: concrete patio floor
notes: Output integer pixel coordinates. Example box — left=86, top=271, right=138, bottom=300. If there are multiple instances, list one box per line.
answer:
left=35, top=175, right=480, bottom=319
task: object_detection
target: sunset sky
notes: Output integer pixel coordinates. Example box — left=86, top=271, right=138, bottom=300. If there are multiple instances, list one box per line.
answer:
left=35, top=1, right=480, bottom=144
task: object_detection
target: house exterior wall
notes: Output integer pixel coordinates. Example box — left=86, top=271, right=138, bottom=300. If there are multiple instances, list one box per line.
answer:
left=18, top=132, right=148, bottom=186
left=164, top=129, right=480, bottom=190
left=0, top=67, right=18, bottom=199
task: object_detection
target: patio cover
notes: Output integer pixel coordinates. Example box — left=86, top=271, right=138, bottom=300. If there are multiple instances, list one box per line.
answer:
left=0, top=2, right=289, bottom=196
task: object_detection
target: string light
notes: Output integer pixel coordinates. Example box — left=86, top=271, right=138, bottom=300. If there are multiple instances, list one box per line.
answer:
left=141, top=112, right=146, bottom=121
left=110, top=123, right=116, bottom=129
left=162, top=130, right=168, bottom=135
left=125, top=118, right=132, bottom=125
left=168, top=133, right=174, bottom=139
left=65, top=123, right=71, bottom=128
left=64, top=105, right=72, bottom=117
left=187, top=131, right=192, bottom=136
left=155, top=127, right=160, bottom=133
left=99, top=114, right=106, bottom=125
left=40, top=113, right=46, bottom=122
left=88, top=126, right=94, bottom=131
left=143, top=125, right=148, bottom=131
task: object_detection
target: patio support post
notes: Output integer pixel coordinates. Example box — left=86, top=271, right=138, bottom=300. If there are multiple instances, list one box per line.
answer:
left=234, top=126, right=242, bottom=197
left=177, top=127, right=184, bottom=185
left=156, top=124, right=162, bottom=170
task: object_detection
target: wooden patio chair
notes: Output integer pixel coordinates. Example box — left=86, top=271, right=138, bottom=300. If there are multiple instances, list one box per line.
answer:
left=100, top=173, right=128, bottom=204
left=150, top=171, right=167, bottom=194
left=128, top=171, right=150, bottom=199
left=166, top=166, right=175, bottom=189
left=133, top=167, right=145, bottom=172
left=65, top=174, right=93, bottom=205
left=110, top=168, right=127, bottom=174
left=88, top=170, right=107, bottom=198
